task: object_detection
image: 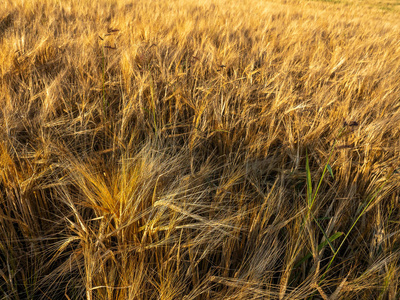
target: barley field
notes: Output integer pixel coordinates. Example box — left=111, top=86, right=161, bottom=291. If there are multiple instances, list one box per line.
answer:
left=1, top=0, right=400, bottom=299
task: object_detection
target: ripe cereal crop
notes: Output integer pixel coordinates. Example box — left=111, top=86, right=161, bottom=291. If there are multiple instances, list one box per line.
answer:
left=0, top=0, right=400, bottom=299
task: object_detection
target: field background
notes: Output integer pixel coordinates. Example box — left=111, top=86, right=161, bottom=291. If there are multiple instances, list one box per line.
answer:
left=1, top=0, right=400, bottom=299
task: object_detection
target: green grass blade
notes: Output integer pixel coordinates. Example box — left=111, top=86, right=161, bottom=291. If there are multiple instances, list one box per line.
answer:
left=294, top=231, right=343, bottom=268
left=327, top=164, right=334, bottom=179
left=311, top=212, right=336, bottom=253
